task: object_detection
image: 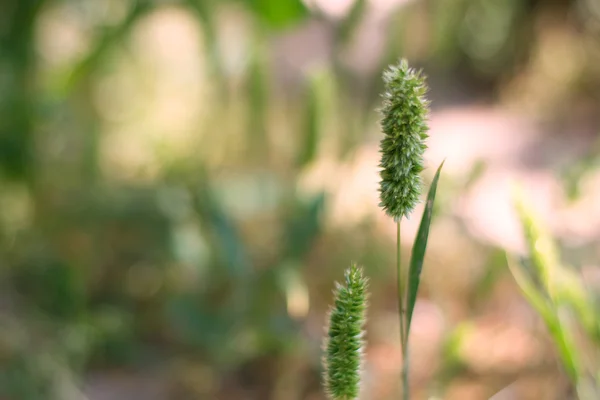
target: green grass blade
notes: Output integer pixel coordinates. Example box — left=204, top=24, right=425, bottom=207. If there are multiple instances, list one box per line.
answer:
left=406, top=161, right=444, bottom=337
left=506, top=254, right=556, bottom=327
left=507, top=254, right=581, bottom=383
left=512, top=185, right=558, bottom=297
left=509, top=188, right=583, bottom=384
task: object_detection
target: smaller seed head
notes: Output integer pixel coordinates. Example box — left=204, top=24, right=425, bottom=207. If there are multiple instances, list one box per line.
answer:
left=322, top=264, right=369, bottom=400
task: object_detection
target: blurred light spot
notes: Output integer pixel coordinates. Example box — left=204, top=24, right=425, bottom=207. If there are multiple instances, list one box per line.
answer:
left=101, top=6, right=207, bottom=182
left=286, top=282, right=310, bottom=319
left=459, top=0, right=518, bottom=65
left=36, top=4, right=89, bottom=68
left=303, top=0, right=356, bottom=19
left=279, top=264, right=310, bottom=319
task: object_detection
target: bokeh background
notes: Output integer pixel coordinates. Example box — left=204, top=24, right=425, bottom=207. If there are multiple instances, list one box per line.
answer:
left=1, top=0, right=600, bottom=399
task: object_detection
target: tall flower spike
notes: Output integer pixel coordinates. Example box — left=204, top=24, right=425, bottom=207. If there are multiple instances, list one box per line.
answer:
left=378, top=59, right=430, bottom=220
left=323, top=264, right=369, bottom=400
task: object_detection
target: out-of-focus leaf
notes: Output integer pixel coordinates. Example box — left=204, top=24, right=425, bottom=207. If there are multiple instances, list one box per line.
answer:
left=87, top=307, right=136, bottom=365
left=166, top=293, right=238, bottom=363
left=62, top=0, right=153, bottom=95
left=559, top=136, right=600, bottom=202
left=513, top=185, right=600, bottom=344
left=463, top=159, right=487, bottom=190
left=298, top=75, right=320, bottom=168
left=13, top=258, right=85, bottom=321
left=298, top=68, right=336, bottom=168
left=285, top=192, right=326, bottom=261
left=506, top=254, right=555, bottom=325
left=440, top=322, right=473, bottom=371
left=191, top=180, right=251, bottom=278
left=247, top=36, right=270, bottom=159
left=430, top=0, right=470, bottom=66
left=512, top=184, right=558, bottom=298
left=245, top=0, right=309, bottom=30
left=553, top=266, right=600, bottom=344
left=184, top=0, right=228, bottom=98
left=507, top=253, right=581, bottom=383
left=510, top=187, right=587, bottom=384
left=244, top=267, right=299, bottom=353
left=0, top=0, right=43, bottom=180
left=470, top=249, right=506, bottom=306
left=434, top=322, right=474, bottom=398
left=335, top=0, right=367, bottom=45
left=406, top=161, right=443, bottom=336
left=458, top=0, right=526, bottom=75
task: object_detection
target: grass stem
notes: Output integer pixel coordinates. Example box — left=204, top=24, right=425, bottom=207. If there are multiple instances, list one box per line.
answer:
left=397, top=221, right=409, bottom=399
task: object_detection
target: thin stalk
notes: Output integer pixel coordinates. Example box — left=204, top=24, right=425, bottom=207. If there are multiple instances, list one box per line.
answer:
left=397, top=221, right=409, bottom=399
left=402, top=353, right=409, bottom=400
left=397, top=221, right=406, bottom=345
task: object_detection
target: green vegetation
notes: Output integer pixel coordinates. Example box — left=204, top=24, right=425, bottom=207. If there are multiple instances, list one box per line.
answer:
left=1, top=0, right=599, bottom=399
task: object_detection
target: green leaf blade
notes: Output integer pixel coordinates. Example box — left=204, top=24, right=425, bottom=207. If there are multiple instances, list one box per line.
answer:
left=406, top=161, right=444, bottom=337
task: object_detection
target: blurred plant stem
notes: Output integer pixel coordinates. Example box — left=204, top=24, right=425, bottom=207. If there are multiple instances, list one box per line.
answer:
left=0, top=0, right=43, bottom=182
left=184, top=0, right=228, bottom=101
left=63, top=0, right=152, bottom=96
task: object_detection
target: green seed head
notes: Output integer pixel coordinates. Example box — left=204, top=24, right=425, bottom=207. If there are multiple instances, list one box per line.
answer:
left=323, top=264, right=369, bottom=400
left=378, top=59, right=430, bottom=221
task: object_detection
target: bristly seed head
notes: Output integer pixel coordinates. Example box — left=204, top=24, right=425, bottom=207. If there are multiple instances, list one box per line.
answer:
left=323, top=264, right=369, bottom=400
left=378, top=59, right=430, bottom=221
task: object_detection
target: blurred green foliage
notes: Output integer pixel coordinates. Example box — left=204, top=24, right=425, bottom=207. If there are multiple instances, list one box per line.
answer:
left=508, top=187, right=600, bottom=396
left=0, top=0, right=599, bottom=399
